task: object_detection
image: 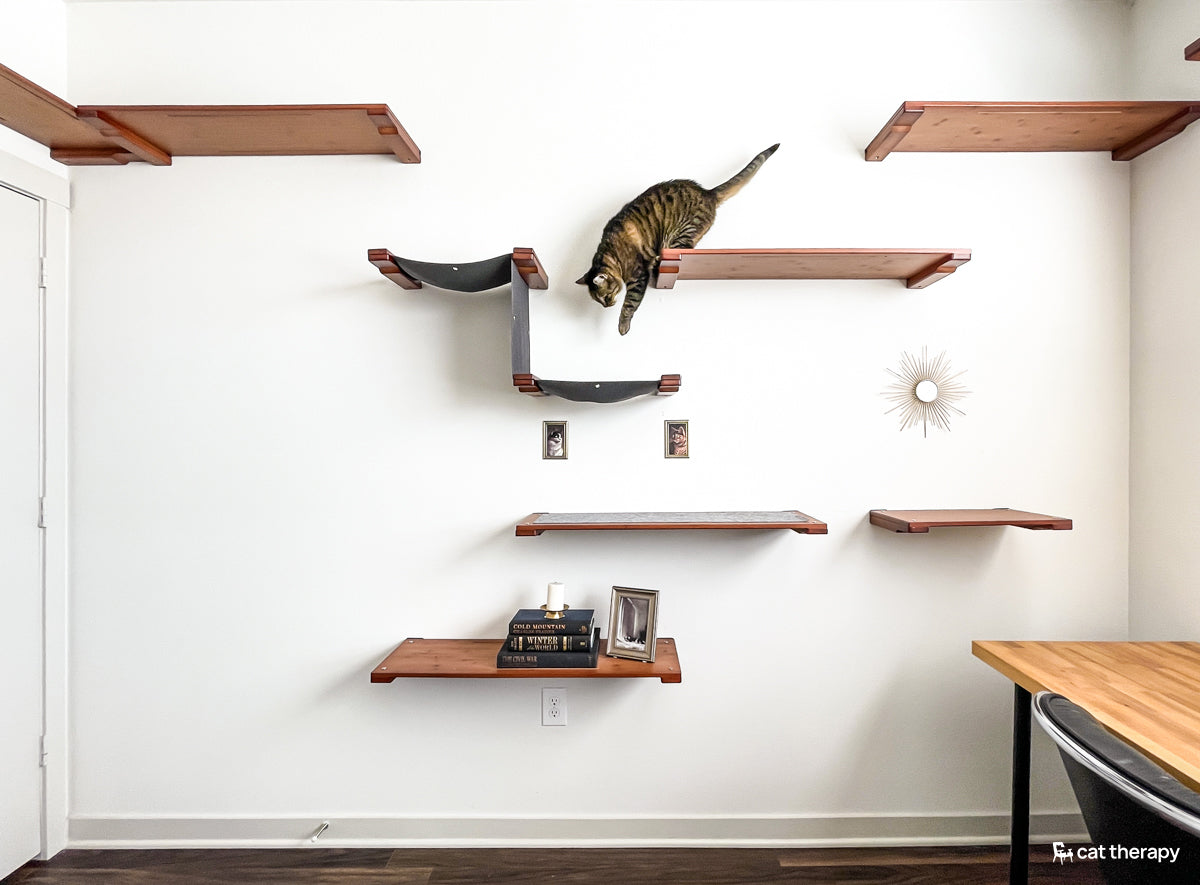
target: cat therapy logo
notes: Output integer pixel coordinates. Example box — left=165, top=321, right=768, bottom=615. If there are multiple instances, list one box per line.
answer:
left=1052, top=841, right=1182, bottom=865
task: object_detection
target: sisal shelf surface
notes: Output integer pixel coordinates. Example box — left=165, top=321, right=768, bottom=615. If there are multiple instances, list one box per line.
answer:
left=515, top=510, right=828, bottom=536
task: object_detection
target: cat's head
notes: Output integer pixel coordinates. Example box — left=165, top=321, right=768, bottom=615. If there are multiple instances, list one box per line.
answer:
left=576, top=270, right=622, bottom=308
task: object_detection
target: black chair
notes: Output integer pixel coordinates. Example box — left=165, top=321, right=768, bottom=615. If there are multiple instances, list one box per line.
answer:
left=1032, top=691, right=1200, bottom=884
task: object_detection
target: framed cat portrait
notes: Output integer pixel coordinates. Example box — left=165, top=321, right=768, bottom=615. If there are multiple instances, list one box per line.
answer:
left=543, top=421, right=568, bottom=459
left=665, top=420, right=689, bottom=458
left=606, top=586, right=659, bottom=663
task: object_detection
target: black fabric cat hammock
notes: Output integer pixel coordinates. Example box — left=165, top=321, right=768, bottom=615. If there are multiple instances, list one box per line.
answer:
left=367, top=247, right=680, bottom=403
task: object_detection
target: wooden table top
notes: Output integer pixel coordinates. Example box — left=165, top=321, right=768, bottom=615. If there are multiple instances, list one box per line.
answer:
left=973, top=640, right=1200, bottom=790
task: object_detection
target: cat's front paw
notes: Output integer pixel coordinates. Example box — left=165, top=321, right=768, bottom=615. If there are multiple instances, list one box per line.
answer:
left=618, top=311, right=634, bottom=335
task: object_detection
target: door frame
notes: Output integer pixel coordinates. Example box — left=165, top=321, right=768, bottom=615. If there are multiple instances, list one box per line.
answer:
left=0, top=150, right=69, bottom=860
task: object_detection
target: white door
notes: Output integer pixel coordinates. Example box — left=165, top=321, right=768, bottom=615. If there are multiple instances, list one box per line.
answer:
left=0, top=182, right=44, bottom=878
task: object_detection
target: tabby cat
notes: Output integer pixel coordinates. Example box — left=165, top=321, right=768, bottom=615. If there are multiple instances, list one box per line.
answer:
left=577, top=143, right=779, bottom=335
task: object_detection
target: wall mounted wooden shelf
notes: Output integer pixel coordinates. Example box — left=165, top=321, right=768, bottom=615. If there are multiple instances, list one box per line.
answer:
left=371, top=637, right=682, bottom=683
left=515, top=510, right=828, bottom=536
left=652, top=248, right=971, bottom=290
left=1186, top=38, right=1200, bottom=61
left=0, top=62, right=419, bottom=165
left=865, top=101, right=1200, bottom=162
left=869, top=508, right=1073, bottom=533
left=368, top=247, right=679, bottom=402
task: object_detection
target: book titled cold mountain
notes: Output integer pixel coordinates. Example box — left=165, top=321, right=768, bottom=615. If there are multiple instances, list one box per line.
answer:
left=497, top=627, right=601, bottom=669
left=507, top=608, right=594, bottom=635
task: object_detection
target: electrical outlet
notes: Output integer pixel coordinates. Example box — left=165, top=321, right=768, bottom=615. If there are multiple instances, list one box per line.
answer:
left=541, top=687, right=567, bottom=726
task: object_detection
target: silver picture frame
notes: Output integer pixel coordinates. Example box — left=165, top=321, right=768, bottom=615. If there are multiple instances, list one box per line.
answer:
left=543, top=420, right=568, bottom=459
left=606, top=586, right=659, bottom=662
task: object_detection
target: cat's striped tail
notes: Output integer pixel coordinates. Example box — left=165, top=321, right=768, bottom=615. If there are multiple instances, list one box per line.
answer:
left=710, top=143, right=779, bottom=204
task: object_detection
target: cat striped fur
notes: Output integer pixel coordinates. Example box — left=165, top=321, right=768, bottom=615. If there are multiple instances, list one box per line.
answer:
left=577, top=143, right=779, bottom=335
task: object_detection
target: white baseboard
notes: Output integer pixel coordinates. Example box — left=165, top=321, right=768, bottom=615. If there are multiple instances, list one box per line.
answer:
left=67, top=813, right=1087, bottom=849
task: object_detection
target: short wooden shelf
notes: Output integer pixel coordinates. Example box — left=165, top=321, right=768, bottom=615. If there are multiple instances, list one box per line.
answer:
left=371, top=637, right=682, bottom=683
left=0, top=62, right=418, bottom=166
left=516, top=510, right=828, bottom=536
left=1186, top=38, right=1200, bottom=61
left=865, top=101, right=1200, bottom=162
left=652, top=248, right=971, bottom=290
left=869, top=508, right=1073, bottom=533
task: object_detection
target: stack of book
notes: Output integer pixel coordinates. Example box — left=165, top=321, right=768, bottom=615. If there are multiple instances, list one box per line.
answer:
left=496, top=607, right=600, bottom=669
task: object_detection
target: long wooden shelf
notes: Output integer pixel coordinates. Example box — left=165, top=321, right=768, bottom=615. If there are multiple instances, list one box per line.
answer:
left=869, top=508, right=1073, bottom=533
left=516, top=510, right=828, bottom=536
left=865, top=101, right=1200, bottom=162
left=371, top=637, right=682, bottom=683
left=0, top=62, right=419, bottom=165
left=652, top=248, right=971, bottom=290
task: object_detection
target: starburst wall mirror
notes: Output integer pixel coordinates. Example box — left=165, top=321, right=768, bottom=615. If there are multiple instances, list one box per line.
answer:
left=883, top=347, right=970, bottom=436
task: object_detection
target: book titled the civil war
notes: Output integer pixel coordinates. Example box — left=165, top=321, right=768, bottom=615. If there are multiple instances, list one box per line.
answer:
left=497, top=627, right=601, bottom=669
left=507, top=608, right=594, bottom=635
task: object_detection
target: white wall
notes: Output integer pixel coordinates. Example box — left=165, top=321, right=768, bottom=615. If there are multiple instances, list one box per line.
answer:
left=63, top=0, right=1130, bottom=846
left=1129, top=0, right=1200, bottom=639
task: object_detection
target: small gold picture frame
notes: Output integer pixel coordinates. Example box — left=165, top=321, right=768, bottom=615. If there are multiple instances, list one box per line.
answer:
left=664, top=420, right=689, bottom=458
left=543, top=421, right=568, bottom=459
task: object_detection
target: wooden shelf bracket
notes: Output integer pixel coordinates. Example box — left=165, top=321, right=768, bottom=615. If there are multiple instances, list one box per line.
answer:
left=368, top=247, right=681, bottom=403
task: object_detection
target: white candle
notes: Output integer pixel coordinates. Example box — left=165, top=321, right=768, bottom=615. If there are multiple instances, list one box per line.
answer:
left=546, top=582, right=565, bottom=611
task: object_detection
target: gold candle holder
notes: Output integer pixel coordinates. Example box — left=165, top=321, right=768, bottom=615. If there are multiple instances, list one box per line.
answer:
left=540, top=603, right=569, bottom=620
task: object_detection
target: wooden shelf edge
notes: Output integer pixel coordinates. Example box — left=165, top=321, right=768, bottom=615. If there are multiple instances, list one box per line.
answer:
left=75, top=108, right=172, bottom=166
left=869, top=508, right=1073, bottom=533
left=1186, top=37, right=1200, bottom=61
left=367, top=248, right=422, bottom=289
left=512, top=247, right=548, bottom=290
left=1112, top=104, right=1200, bottom=161
left=0, top=63, right=127, bottom=163
left=515, top=510, right=829, bottom=536
left=907, top=252, right=972, bottom=288
left=865, top=101, right=925, bottom=161
left=512, top=373, right=546, bottom=397
left=371, top=637, right=682, bottom=683
left=364, top=105, right=421, bottom=163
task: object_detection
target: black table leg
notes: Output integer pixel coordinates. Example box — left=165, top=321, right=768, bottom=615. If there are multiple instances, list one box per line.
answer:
left=1010, top=684, right=1032, bottom=885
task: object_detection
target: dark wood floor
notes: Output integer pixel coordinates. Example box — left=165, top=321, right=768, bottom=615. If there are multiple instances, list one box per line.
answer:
left=2, top=846, right=1107, bottom=884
